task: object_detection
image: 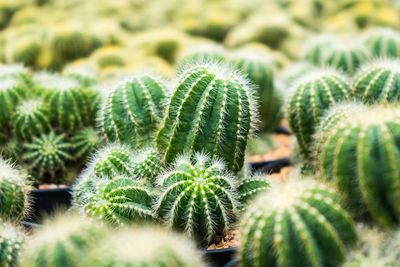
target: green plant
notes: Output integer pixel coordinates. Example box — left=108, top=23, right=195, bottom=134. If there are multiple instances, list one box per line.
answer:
left=176, top=43, right=225, bottom=69
left=279, top=61, right=316, bottom=88
left=70, top=127, right=102, bottom=161
left=99, top=75, right=167, bottom=148
left=238, top=175, right=270, bottom=208
left=0, top=221, right=25, bottom=267
left=0, top=138, right=21, bottom=163
left=0, top=78, right=26, bottom=134
left=12, top=98, right=52, bottom=141
left=72, top=173, right=98, bottom=207
left=302, top=34, right=337, bottom=65
left=0, top=64, right=31, bottom=86
left=352, top=59, right=400, bottom=104
left=63, top=66, right=97, bottom=87
left=315, top=103, right=400, bottom=228
left=363, top=27, right=400, bottom=58
left=156, top=62, right=257, bottom=174
left=287, top=68, right=352, bottom=159
left=154, top=153, right=239, bottom=246
left=240, top=178, right=357, bottom=267
left=131, top=147, right=163, bottom=184
left=0, top=159, right=30, bottom=221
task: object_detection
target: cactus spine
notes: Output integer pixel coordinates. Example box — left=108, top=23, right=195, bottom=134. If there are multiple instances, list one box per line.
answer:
left=70, top=127, right=101, bottom=160
left=240, top=179, right=357, bottom=267
left=315, top=103, right=400, bottom=228
left=99, top=75, right=167, bottom=148
left=131, top=147, right=163, bottom=184
left=363, top=27, right=400, bottom=58
left=0, top=78, right=26, bottom=133
left=287, top=69, right=352, bottom=159
left=155, top=154, right=239, bottom=246
left=0, top=222, right=25, bottom=267
left=156, top=62, right=257, bottom=173
left=238, top=176, right=270, bottom=208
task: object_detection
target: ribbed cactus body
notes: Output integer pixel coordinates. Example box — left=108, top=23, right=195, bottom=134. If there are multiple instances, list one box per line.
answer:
left=84, top=178, right=154, bottom=225
left=238, top=176, right=270, bottom=207
left=240, top=179, right=357, bottom=267
left=0, top=222, right=25, bottom=267
left=156, top=63, right=257, bottom=173
left=287, top=69, right=352, bottom=159
left=99, top=76, right=166, bottom=148
left=352, top=59, right=400, bottom=104
left=155, top=154, right=239, bottom=246
left=364, top=28, right=400, bottom=58
left=71, top=127, right=101, bottom=160
left=316, top=104, right=400, bottom=228
left=12, top=99, right=51, bottom=141
left=177, top=44, right=225, bottom=69
left=303, top=34, right=337, bottom=64
left=0, top=78, right=26, bottom=133
left=322, top=44, right=369, bottom=75
left=131, top=148, right=163, bottom=183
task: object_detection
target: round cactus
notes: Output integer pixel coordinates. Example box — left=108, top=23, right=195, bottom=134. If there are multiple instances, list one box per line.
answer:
left=83, top=177, right=154, bottom=225
left=363, top=27, right=400, bottom=58
left=70, top=127, right=102, bottom=160
left=12, top=98, right=52, bottom=141
left=131, top=147, right=163, bottom=184
left=0, top=64, right=31, bottom=86
left=176, top=43, right=225, bottom=69
left=0, top=221, right=25, bottom=267
left=302, top=34, right=337, bottom=65
left=279, top=61, right=317, bottom=88
left=99, top=75, right=167, bottom=148
left=82, top=227, right=206, bottom=267
left=0, top=78, right=26, bottom=133
left=352, top=59, right=400, bottom=104
left=154, top=153, right=239, bottom=246
left=287, top=69, right=352, bottom=159
left=238, top=175, right=270, bottom=208
left=156, top=62, right=258, bottom=174
left=0, top=138, right=21, bottom=164
left=240, top=178, right=357, bottom=267
left=22, top=132, right=73, bottom=179
left=63, top=66, right=97, bottom=87
left=315, top=103, right=400, bottom=228
left=0, top=159, right=30, bottom=221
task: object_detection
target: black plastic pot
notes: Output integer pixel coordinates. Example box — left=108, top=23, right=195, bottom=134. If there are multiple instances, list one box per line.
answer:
left=204, top=247, right=237, bottom=267
left=223, top=258, right=239, bottom=267
left=249, top=157, right=291, bottom=173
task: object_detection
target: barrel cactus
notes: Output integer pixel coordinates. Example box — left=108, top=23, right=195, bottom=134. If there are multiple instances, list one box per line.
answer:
left=287, top=68, right=352, bottom=159
left=240, top=178, right=357, bottom=267
left=12, top=98, right=52, bottom=141
left=0, top=64, right=31, bottom=86
left=131, top=147, right=163, bottom=184
left=0, top=78, right=26, bottom=133
left=363, top=27, right=400, bottom=58
left=352, top=59, right=400, bottom=104
left=315, top=103, right=400, bottom=228
left=154, top=153, right=239, bottom=246
left=70, top=127, right=102, bottom=160
left=176, top=43, right=225, bottom=69
left=0, top=221, right=25, bottom=267
left=156, top=62, right=257, bottom=174
left=302, top=34, right=337, bottom=65
left=238, top=175, right=270, bottom=208
left=99, top=75, right=167, bottom=148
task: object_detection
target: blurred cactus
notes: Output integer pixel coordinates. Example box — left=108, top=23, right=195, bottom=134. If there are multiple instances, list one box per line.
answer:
left=176, top=43, right=225, bottom=69
left=70, top=127, right=102, bottom=161
left=0, top=221, right=25, bottom=267
left=238, top=175, right=270, bottom=208
left=302, top=34, right=337, bottom=64
left=131, top=147, right=163, bottom=184
left=0, top=78, right=26, bottom=134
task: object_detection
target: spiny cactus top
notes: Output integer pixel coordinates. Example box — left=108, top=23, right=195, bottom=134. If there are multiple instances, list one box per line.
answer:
left=279, top=61, right=316, bottom=88
left=0, top=221, right=25, bottom=267
left=176, top=43, right=225, bottom=69
left=156, top=62, right=258, bottom=174
left=155, top=153, right=239, bottom=246
left=82, top=227, right=207, bottom=267
left=63, top=66, right=97, bottom=87
left=70, top=127, right=102, bottom=160
left=131, top=147, right=163, bottom=184
left=363, top=27, right=400, bottom=58
left=0, top=78, right=26, bottom=133
left=0, top=159, right=30, bottom=221
left=287, top=68, right=352, bottom=159
left=12, top=99, right=52, bottom=141
left=0, top=64, right=31, bottom=85
left=352, top=59, right=400, bottom=104
left=99, top=75, right=167, bottom=148
left=238, top=175, right=270, bottom=209
left=315, top=103, right=400, bottom=228
left=240, top=178, right=357, bottom=267
left=302, top=34, right=337, bottom=64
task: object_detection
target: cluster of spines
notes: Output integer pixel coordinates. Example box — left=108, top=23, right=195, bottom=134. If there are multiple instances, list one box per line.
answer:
left=156, top=62, right=258, bottom=174
left=238, top=175, right=270, bottom=208
left=70, top=127, right=101, bottom=161
left=0, top=221, right=25, bottom=267
left=176, top=43, right=226, bottom=69
left=363, top=27, right=400, bottom=58
left=131, top=147, right=163, bottom=184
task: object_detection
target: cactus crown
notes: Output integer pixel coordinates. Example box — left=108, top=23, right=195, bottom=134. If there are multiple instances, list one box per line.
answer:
left=363, top=27, right=400, bottom=58
left=0, top=221, right=25, bottom=267
left=131, top=147, right=163, bottom=183
left=0, top=64, right=30, bottom=82
left=177, top=43, right=225, bottom=69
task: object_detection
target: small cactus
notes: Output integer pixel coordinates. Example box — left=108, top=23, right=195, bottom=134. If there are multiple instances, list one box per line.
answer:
left=302, top=34, right=337, bottom=65
left=156, top=62, right=258, bottom=174
left=363, top=27, right=400, bottom=58
left=70, top=127, right=102, bottom=161
left=0, top=78, right=26, bottom=133
left=131, top=147, right=163, bottom=184
left=99, top=75, right=167, bottom=148
left=287, top=68, right=352, bottom=159
left=315, top=103, right=400, bottom=228
left=352, top=59, right=400, bottom=104
left=154, top=153, right=239, bottom=246
left=0, top=221, right=25, bottom=267
left=176, top=43, right=225, bottom=69
left=0, top=159, right=30, bottom=221
left=238, top=175, right=270, bottom=208
left=240, top=178, right=357, bottom=267
left=12, top=98, right=52, bottom=141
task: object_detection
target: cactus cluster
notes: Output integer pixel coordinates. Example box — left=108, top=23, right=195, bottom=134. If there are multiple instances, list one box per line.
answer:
left=363, top=27, right=400, bottom=58
left=0, top=221, right=25, bottom=267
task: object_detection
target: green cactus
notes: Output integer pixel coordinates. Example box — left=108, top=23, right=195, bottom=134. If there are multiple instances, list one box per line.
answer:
left=315, top=103, right=400, bottom=228
left=72, top=173, right=98, bottom=207
left=12, top=98, right=52, bottom=141
left=131, top=147, right=163, bottom=184
left=0, top=138, right=21, bottom=164
left=240, top=178, right=357, bottom=267
left=83, top=177, right=154, bottom=225
left=287, top=69, right=352, bottom=159
left=363, top=27, right=400, bottom=58
left=176, top=43, right=225, bottom=69
left=156, top=62, right=257, bottom=174
left=303, top=34, right=337, bottom=65
left=0, top=221, right=25, bottom=267
left=279, top=61, right=316, bottom=88
left=352, top=59, right=400, bottom=104
left=22, top=132, right=73, bottom=180
left=0, top=159, right=30, bottom=221
left=0, top=78, right=26, bottom=133
left=238, top=175, right=270, bottom=208
left=63, top=66, right=97, bottom=87
left=99, top=75, right=167, bottom=148
left=70, top=127, right=102, bottom=160
left=0, top=64, right=31, bottom=86
left=154, top=153, right=239, bottom=246
left=82, top=227, right=207, bottom=267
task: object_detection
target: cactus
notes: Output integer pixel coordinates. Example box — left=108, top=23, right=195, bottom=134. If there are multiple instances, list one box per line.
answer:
left=0, top=159, right=30, bottom=221
left=240, top=178, right=357, bottom=267
left=22, top=132, right=73, bottom=179
left=352, top=59, right=400, bottom=104
left=12, top=99, right=52, bottom=141
left=72, top=173, right=98, bottom=207
left=0, top=221, right=25, bottom=267
left=63, top=66, right=97, bottom=87
left=315, top=103, right=400, bottom=228
left=321, top=43, right=369, bottom=75
left=156, top=62, right=258, bottom=174
left=176, top=43, right=225, bottom=69
left=0, top=64, right=31, bottom=86
left=238, top=175, right=270, bottom=208
left=279, top=61, right=316, bottom=88
left=287, top=68, right=352, bottom=159
left=83, top=177, right=154, bottom=225
left=302, top=34, right=337, bottom=65
left=363, top=27, right=400, bottom=58
left=154, top=153, right=239, bottom=246
left=99, top=75, right=167, bottom=148
left=82, top=227, right=206, bottom=267
left=0, top=138, right=21, bottom=164
left=70, top=127, right=102, bottom=160
left=131, top=147, right=163, bottom=184
left=0, top=78, right=26, bottom=133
